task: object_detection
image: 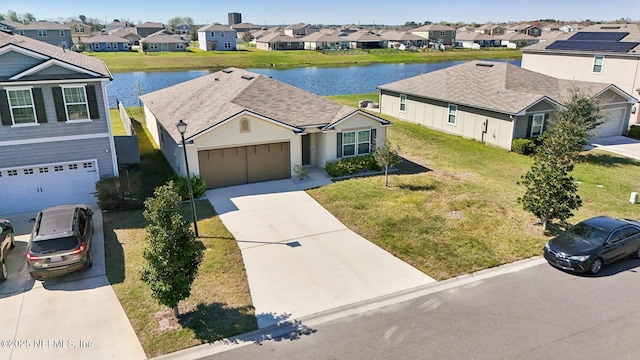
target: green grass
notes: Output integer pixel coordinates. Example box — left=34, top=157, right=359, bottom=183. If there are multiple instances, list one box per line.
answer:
left=88, top=47, right=521, bottom=72
left=309, top=94, right=640, bottom=280
left=105, top=108, right=256, bottom=356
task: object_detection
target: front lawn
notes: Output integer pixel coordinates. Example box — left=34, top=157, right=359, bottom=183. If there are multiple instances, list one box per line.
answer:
left=314, top=94, right=640, bottom=280
left=104, top=109, right=256, bottom=357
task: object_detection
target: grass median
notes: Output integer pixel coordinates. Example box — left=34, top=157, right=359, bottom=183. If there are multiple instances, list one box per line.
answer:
left=104, top=108, right=256, bottom=357
left=316, top=93, right=640, bottom=280
left=90, top=47, right=521, bottom=72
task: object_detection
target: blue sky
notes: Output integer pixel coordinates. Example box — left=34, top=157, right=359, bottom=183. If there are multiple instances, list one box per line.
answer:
left=3, top=0, right=637, bottom=26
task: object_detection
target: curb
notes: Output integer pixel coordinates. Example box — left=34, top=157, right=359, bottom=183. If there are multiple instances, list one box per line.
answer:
left=150, top=256, right=546, bottom=360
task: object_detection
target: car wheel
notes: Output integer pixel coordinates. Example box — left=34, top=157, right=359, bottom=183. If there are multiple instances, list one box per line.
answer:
left=589, top=258, right=603, bottom=275
left=9, top=233, right=15, bottom=249
left=0, top=261, right=7, bottom=282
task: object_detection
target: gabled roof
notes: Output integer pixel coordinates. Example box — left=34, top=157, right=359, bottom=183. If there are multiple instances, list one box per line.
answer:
left=380, top=31, right=426, bottom=42
left=477, top=24, right=502, bottom=30
left=377, top=61, right=628, bottom=115
left=137, top=22, right=165, bottom=29
left=411, top=24, right=456, bottom=32
left=0, top=31, right=111, bottom=80
left=230, top=22, right=261, bottom=30
left=455, top=31, right=492, bottom=41
left=7, top=21, right=69, bottom=31
left=198, top=24, right=235, bottom=32
left=140, top=67, right=388, bottom=142
left=256, top=32, right=300, bottom=43
left=84, top=34, right=129, bottom=43
left=143, top=31, right=187, bottom=43
left=343, top=30, right=385, bottom=42
left=110, top=27, right=140, bottom=38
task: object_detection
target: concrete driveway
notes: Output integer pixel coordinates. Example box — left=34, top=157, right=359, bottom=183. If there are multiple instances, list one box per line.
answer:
left=590, top=136, right=640, bottom=161
left=206, top=169, right=435, bottom=329
left=0, top=205, right=145, bottom=360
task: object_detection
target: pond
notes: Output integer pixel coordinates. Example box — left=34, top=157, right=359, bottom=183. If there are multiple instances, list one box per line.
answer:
left=108, top=59, right=521, bottom=108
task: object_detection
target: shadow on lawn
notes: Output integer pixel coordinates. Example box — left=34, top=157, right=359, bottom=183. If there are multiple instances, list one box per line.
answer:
left=396, top=157, right=431, bottom=175
left=580, top=153, right=639, bottom=167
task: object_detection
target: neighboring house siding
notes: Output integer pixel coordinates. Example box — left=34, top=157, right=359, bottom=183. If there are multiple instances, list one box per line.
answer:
left=20, top=29, right=73, bottom=47
left=327, top=113, right=388, bottom=163
left=0, top=137, right=115, bottom=178
left=30, top=65, right=80, bottom=77
left=198, top=30, right=236, bottom=51
left=0, top=51, right=42, bottom=76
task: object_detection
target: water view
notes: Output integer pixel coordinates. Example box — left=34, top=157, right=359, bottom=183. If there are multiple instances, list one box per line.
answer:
left=108, top=59, right=521, bottom=108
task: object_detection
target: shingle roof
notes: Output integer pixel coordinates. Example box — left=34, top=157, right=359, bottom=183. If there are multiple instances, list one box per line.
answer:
left=377, top=61, right=616, bottom=115
left=256, top=32, right=300, bottom=43
left=137, top=22, right=164, bottom=28
left=380, top=31, right=425, bottom=42
left=143, top=31, right=187, bottom=43
left=140, top=68, right=367, bottom=142
left=84, top=34, right=129, bottom=43
left=523, top=23, right=640, bottom=54
left=455, top=31, right=492, bottom=41
left=198, top=24, right=235, bottom=32
left=8, top=21, right=69, bottom=30
left=411, top=24, right=456, bottom=32
left=0, top=31, right=111, bottom=78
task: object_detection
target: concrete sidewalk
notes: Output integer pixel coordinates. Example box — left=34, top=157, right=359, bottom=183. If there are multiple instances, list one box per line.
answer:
left=206, top=169, right=436, bottom=329
left=0, top=205, right=146, bottom=360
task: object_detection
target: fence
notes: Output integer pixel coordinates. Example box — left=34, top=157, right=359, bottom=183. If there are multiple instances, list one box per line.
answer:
left=114, top=100, right=140, bottom=164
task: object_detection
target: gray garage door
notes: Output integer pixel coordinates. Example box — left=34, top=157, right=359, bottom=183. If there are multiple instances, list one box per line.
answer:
left=198, top=142, right=291, bottom=189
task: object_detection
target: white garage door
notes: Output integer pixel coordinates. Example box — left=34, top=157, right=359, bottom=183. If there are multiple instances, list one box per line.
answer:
left=591, top=107, right=626, bottom=139
left=0, top=160, right=99, bottom=215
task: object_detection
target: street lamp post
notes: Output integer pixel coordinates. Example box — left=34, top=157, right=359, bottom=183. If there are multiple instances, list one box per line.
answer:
left=176, top=120, right=199, bottom=237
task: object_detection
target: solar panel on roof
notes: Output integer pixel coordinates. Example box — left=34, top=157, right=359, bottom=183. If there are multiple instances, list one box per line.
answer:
left=546, top=40, right=639, bottom=53
left=569, top=32, right=628, bottom=42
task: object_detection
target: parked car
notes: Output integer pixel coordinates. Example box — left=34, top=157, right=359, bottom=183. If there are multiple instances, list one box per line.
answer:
left=1, top=219, right=15, bottom=281
left=26, top=205, right=94, bottom=280
left=544, top=216, right=640, bottom=274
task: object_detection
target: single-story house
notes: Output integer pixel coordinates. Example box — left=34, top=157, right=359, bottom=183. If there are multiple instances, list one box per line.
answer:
left=454, top=31, right=498, bottom=48
left=84, top=34, right=130, bottom=52
left=343, top=30, right=387, bottom=49
left=381, top=31, right=427, bottom=49
left=496, top=32, right=539, bottom=48
left=377, top=61, right=637, bottom=150
left=110, top=26, right=142, bottom=45
left=256, top=32, right=304, bottom=50
left=300, top=31, right=350, bottom=50
left=141, top=30, right=188, bottom=52
left=140, top=67, right=391, bottom=189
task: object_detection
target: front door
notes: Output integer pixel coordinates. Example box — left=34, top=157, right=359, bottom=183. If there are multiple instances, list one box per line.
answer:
left=302, top=134, right=311, bottom=165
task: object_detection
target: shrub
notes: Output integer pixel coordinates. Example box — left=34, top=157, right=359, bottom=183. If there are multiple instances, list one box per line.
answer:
left=511, top=138, right=536, bottom=155
left=324, top=155, right=381, bottom=177
left=95, top=176, right=140, bottom=210
left=170, top=174, right=207, bottom=201
left=628, top=125, right=640, bottom=140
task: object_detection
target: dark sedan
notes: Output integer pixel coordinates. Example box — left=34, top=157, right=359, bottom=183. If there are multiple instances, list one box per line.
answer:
left=544, top=216, right=640, bottom=274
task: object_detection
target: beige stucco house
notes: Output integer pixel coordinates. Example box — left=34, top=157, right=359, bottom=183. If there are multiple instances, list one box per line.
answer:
left=377, top=61, right=636, bottom=150
left=521, top=23, right=640, bottom=125
left=140, top=68, right=390, bottom=189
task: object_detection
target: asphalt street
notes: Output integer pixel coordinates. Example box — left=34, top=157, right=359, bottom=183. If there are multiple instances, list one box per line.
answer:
left=203, top=258, right=640, bottom=360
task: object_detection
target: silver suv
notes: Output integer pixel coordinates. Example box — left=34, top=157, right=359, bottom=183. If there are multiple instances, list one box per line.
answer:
left=26, top=204, right=94, bottom=280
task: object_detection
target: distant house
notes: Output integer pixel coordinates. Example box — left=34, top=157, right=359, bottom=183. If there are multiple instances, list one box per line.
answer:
left=410, top=24, right=456, bottom=45
left=173, top=22, right=191, bottom=36
left=256, top=32, right=304, bottom=50
left=136, top=22, right=165, bottom=38
left=505, top=24, right=541, bottom=37
left=230, top=23, right=261, bottom=38
left=496, top=32, right=539, bottom=48
left=0, top=20, right=73, bottom=48
left=301, top=30, right=350, bottom=50
left=105, top=21, right=126, bottom=33
left=109, top=26, right=142, bottom=45
left=142, top=30, right=188, bottom=52
left=343, top=30, right=387, bottom=49
left=140, top=67, right=391, bottom=189
left=0, top=31, right=118, bottom=213
left=560, top=24, right=584, bottom=33
left=84, top=34, right=130, bottom=52
left=381, top=31, right=427, bottom=49
left=64, top=20, right=91, bottom=48
left=284, top=23, right=319, bottom=37
left=475, top=24, right=504, bottom=36
left=197, top=24, right=236, bottom=51
left=455, top=31, right=498, bottom=48
left=377, top=61, right=637, bottom=150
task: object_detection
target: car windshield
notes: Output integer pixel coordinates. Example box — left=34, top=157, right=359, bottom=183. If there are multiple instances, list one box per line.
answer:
left=30, top=236, right=79, bottom=254
left=567, top=223, right=609, bottom=245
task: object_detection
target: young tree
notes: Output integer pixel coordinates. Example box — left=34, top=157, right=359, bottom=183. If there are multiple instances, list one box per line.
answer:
left=518, top=89, right=601, bottom=229
left=373, top=141, right=402, bottom=187
left=242, top=31, right=254, bottom=43
left=141, top=182, right=203, bottom=318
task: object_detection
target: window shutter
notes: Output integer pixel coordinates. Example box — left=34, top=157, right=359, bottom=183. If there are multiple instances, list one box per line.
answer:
left=526, top=115, right=533, bottom=138
left=86, top=85, right=100, bottom=119
left=32, top=88, right=47, bottom=123
left=371, top=128, right=377, bottom=149
left=0, top=90, right=11, bottom=126
left=543, top=113, right=549, bottom=133
left=52, top=87, right=66, bottom=121
left=336, top=132, right=342, bottom=158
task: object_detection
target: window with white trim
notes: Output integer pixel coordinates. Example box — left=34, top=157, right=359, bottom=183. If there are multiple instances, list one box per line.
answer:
left=75, top=26, right=85, bottom=33
left=149, top=43, right=158, bottom=50
left=224, top=42, right=232, bottom=49
left=447, top=104, right=457, bottom=125
left=59, top=30, right=65, bottom=37
left=400, top=94, right=407, bottom=112
left=106, top=43, right=112, bottom=50
left=221, top=32, right=225, bottom=37
left=531, top=113, right=545, bottom=137
left=62, top=86, right=90, bottom=120
left=38, top=30, right=47, bottom=37
left=176, top=42, right=185, bottom=49
left=93, top=43, right=99, bottom=50
left=342, top=129, right=371, bottom=157
left=592, top=55, right=604, bottom=73
left=6, top=88, right=37, bottom=124
left=440, top=31, right=445, bottom=36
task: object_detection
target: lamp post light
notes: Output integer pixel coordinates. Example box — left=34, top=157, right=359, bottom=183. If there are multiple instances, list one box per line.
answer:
left=176, top=119, right=199, bottom=237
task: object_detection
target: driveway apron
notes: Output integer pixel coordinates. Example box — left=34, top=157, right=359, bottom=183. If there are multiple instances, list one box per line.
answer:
left=0, top=205, right=146, bottom=360
left=206, top=171, right=436, bottom=328
left=590, top=136, right=640, bottom=161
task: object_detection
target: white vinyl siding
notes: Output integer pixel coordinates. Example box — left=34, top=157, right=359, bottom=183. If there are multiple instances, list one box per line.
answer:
left=447, top=104, right=457, bottom=125
left=62, top=86, right=90, bottom=121
left=7, top=88, right=37, bottom=125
